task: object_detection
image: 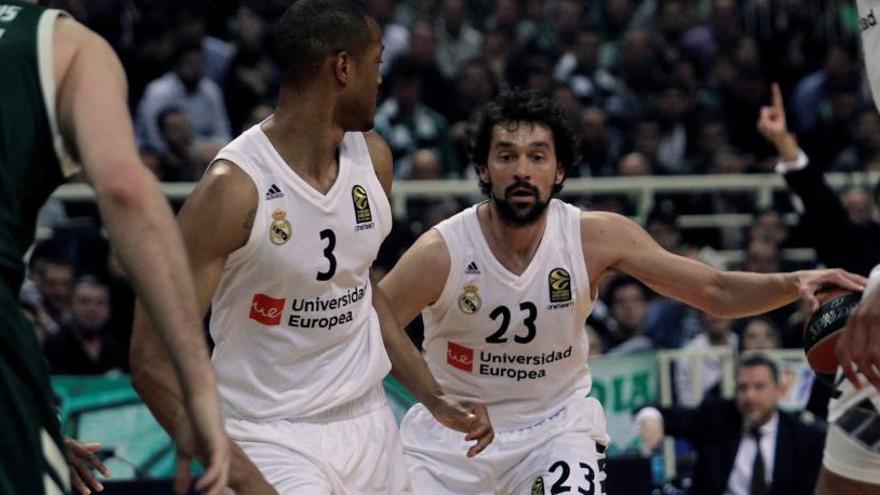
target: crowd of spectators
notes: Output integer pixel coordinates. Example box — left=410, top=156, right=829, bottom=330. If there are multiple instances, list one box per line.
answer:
left=26, top=0, right=879, bottom=388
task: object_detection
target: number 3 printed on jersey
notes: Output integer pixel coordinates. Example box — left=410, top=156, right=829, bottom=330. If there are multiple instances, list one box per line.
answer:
left=317, top=229, right=336, bottom=281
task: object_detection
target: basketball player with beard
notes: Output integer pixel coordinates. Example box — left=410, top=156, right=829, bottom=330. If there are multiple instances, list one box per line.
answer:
left=130, top=1, right=492, bottom=493
left=378, top=90, right=865, bottom=494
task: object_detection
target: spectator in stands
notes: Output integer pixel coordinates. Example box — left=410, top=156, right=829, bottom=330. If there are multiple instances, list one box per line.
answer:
left=830, top=108, right=880, bottom=172
left=434, top=0, right=483, bottom=79
left=739, top=317, right=781, bottom=352
left=788, top=44, right=858, bottom=137
left=174, top=6, right=234, bottom=84
left=744, top=238, right=783, bottom=274
left=759, top=83, right=880, bottom=276
left=617, top=151, right=655, bottom=177
left=675, top=312, right=738, bottom=406
left=605, top=275, right=654, bottom=354
left=366, top=0, right=409, bottom=76
left=681, top=0, right=743, bottom=74
left=653, top=83, right=694, bottom=174
left=221, top=38, right=276, bottom=134
left=576, top=106, right=623, bottom=177
left=641, top=355, right=825, bottom=495
left=749, top=209, right=790, bottom=249
left=155, top=106, right=201, bottom=182
left=554, top=29, right=624, bottom=110
left=43, top=276, right=122, bottom=375
left=375, top=56, right=457, bottom=176
left=406, top=19, right=455, bottom=122
left=136, top=42, right=231, bottom=153
left=29, top=257, right=74, bottom=333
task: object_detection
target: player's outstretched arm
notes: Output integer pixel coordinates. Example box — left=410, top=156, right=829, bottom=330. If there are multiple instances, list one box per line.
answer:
left=583, top=212, right=866, bottom=318
left=129, top=160, right=275, bottom=492
left=53, top=18, right=229, bottom=495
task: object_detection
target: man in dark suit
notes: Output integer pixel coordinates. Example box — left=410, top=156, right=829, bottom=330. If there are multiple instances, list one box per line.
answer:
left=642, top=354, right=825, bottom=495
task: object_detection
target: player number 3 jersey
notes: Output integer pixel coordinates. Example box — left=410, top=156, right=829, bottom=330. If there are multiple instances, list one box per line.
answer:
left=209, top=126, right=392, bottom=421
left=423, top=200, right=594, bottom=430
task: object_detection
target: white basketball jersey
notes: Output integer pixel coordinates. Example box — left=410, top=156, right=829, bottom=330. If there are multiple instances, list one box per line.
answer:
left=858, top=0, right=880, bottom=114
left=209, top=125, right=392, bottom=421
left=422, top=200, right=594, bottom=430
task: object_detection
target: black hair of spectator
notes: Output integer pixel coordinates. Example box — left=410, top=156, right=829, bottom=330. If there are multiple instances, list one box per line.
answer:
left=74, top=274, right=109, bottom=294
left=647, top=200, right=678, bottom=227
left=156, top=106, right=185, bottom=134
left=171, top=41, right=204, bottom=68
left=274, top=0, right=373, bottom=88
left=468, top=90, right=581, bottom=195
left=604, top=274, right=650, bottom=305
left=388, top=55, right=424, bottom=87
left=737, top=353, right=780, bottom=385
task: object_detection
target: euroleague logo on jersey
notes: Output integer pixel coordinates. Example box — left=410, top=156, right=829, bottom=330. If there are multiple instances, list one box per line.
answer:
left=447, top=341, right=474, bottom=372
left=352, top=185, right=372, bottom=223
left=249, top=293, right=286, bottom=325
left=548, top=267, right=571, bottom=302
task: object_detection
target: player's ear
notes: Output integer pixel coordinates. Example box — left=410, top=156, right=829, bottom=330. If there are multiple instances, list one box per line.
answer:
left=332, top=51, right=354, bottom=86
left=555, top=162, right=565, bottom=186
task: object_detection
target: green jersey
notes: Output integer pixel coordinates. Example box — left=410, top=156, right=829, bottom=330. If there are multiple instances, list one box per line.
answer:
left=0, top=0, right=76, bottom=291
left=0, top=3, right=74, bottom=493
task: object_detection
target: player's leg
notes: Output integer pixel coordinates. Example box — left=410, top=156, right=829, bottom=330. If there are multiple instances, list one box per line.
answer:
left=0, top=284, right=69, bottom=495
left=505, top=397, right=609, bottom=495
left=399, top=403, right=494, bottom=495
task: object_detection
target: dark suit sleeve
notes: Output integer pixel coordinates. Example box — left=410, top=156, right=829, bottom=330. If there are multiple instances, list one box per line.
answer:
left=656, top=402, right=713, bottom=442
left=783, top=163, right=878, bottom=275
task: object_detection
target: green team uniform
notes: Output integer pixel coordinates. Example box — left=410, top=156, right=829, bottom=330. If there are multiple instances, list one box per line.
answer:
left=0, top=1, right=78, bottom=493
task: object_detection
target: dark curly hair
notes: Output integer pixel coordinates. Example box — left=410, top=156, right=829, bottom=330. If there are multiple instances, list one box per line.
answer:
left=467, top=90, right=581, bottom=195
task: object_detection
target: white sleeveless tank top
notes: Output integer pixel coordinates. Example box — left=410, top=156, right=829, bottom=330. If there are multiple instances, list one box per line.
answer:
left=209, top=125, right=392, bottom=421
left=422, top=199, right=594, bottom=430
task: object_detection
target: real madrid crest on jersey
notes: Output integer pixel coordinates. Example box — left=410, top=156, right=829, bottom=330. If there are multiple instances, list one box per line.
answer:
left=352, top=185, right=372, bottom=224
left=549, top=267, right=571, bottom=302
left=269, top=209, right=292, bottom=245
left=458, top=282, right=482, bottom=314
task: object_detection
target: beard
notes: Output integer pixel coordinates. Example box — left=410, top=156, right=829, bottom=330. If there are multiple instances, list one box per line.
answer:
left=490, top=181, right=552, bottom=227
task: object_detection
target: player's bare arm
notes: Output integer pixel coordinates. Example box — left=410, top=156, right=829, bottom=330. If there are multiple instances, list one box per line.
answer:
left=582, top=211, right=866, bottom=317
left=130, top=160, right=274, bottom=492
left=53, top=16, right=230, bottom=495
left=366, top=131, right=494, bottom=455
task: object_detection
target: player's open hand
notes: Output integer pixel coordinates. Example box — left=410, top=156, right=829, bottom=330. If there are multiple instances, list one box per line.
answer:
left=429, top=395, right=495, bottom=457
left=795, top=268, right=867, bottom=313
left=838, top=285, right=880, bottom=391
left=65, top=438, right=111, bottom=495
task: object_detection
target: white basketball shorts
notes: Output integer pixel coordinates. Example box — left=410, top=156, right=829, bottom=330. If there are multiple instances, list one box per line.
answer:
left=225, top=386, right=412, bottom=494
left=399, top=396, right=610, bottom=495
left=823, top=372, right=880, bottom=485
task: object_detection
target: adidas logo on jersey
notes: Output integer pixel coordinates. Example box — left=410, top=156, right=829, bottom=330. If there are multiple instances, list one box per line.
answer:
left=465, top=261, right=480, bottom=274
left=265, top=184, right=284, bottom=200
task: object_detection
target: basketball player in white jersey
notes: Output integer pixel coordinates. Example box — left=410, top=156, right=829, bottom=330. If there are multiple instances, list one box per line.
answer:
left=378, top=90, right=866, bottom=494
left=129, top=1, right=493, bottom=493
left=785, top=3, right=880, bottom=487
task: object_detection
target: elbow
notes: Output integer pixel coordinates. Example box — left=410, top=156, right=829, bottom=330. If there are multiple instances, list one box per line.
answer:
left=93, top=165, right=157, bottom=210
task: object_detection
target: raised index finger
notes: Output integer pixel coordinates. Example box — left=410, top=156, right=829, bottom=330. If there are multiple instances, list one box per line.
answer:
left=772, top=82, right=784, bottom=112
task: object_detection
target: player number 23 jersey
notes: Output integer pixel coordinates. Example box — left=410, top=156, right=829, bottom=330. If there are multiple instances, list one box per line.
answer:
left=422, top=200, right=594, bottom=430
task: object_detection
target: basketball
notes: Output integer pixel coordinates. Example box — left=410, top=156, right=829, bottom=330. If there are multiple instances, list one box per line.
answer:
left=803, top=289, right=862, bottom=373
